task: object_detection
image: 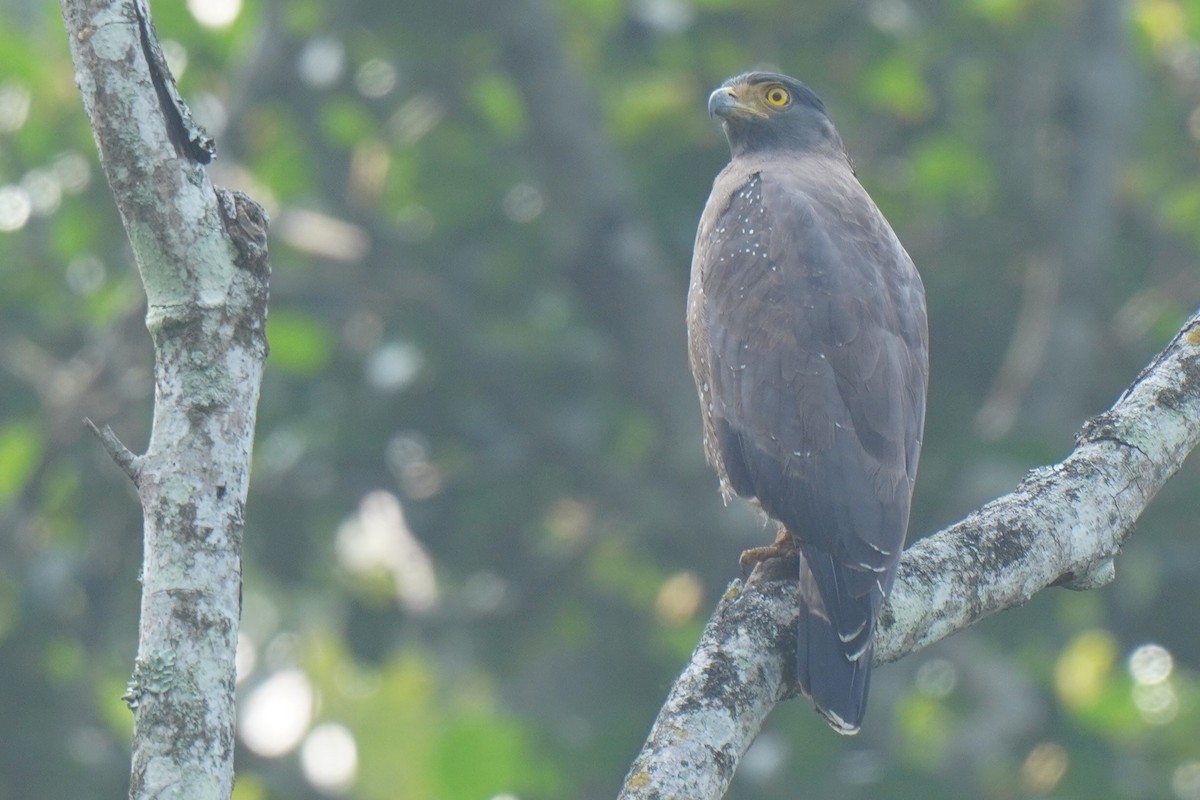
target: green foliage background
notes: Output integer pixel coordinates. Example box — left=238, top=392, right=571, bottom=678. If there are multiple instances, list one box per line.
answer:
left=2, top=0, right=1199, bottom=797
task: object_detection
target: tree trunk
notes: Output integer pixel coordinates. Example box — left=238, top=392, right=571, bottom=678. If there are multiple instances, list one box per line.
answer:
left=60, top=1, right=270, bottom=797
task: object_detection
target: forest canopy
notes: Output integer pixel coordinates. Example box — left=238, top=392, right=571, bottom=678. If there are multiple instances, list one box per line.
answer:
left=2, top=0, right=1199, bottom=798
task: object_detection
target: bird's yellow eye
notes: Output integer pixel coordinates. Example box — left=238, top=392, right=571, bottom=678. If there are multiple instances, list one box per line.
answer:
left=764, top=85, right=790, bottom=107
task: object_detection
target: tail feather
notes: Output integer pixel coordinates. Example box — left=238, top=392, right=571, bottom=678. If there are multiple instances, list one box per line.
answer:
left=795, top=548, right=879, bottom=734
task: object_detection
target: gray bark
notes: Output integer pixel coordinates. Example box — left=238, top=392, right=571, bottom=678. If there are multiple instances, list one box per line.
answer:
left=61, top=1, right=270, bottom=798
left=620, top=308, right=1200, bottom=800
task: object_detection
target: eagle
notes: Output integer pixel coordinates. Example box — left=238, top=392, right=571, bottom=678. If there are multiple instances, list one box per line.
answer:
left=687, top=71, right=928, bottom=734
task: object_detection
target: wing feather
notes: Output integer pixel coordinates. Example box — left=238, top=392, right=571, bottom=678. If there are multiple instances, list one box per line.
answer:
left=687, top=156, right=928, bottom=727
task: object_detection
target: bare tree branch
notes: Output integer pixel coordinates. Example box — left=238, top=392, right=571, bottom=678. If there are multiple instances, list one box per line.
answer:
left=620, top=308, right=1200, bottom=800
left=83, top=417, right=141, bottom=479
left=61, top=1, right=270, bottom=798
left=974, top=254, right=1060, bottom=439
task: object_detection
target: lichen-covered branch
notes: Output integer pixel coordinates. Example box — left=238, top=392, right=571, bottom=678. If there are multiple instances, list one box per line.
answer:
left=61, top=2, right=270, bottom=798
left=620, top=309, right=1200, bottom=800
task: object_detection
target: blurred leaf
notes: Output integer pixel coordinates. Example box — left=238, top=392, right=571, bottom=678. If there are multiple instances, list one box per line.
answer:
left=0, top=578, right=18, bottom=643
left=1159, top=182, right=1200, bottom=243
left=561, top=0, right=624, bottom=27
left=321, top=97, right=376, bottom=149
left=469, top=73, right=526, bottom=140
left=968, top=0, right=1033, bottom=25
left=909, top=134, right=995, bottom=203
left=312, top=643, right=439, bottom=800
left=1055, top=628, right=1117, bottom=711
left=433, top=715, right=561, bottom=799
left=1073, top=674, right=1142, bottom=737
left=1134, top=0, right=1191, bottom=49
left=265, top=310, right=334, bottom=376
left=862, top=54, right=934, bottom=122
left=95, top=673, right=136, bottom=740
left=608, top=73, right=697, bottom=139
left=43, top=637, right=85, bottom=684
left=282, top=0, right=327, bottom=34
left=229, top=773, right=268, bottom=800
left=613, top=408, right=658, bottom=465
left=586, top=537, right=663, bottom=609
left=896, top=692, right=952, bottom=769
left=40, top=463, right=84, bottom=548
left=50, top=203, right=103, bottom=262
left=548, top=602, right=594, bottom=649
left=246, top=108, right=318, bottom=199
left=0, top=25, right=41, bottom=84
left=658, top=619, right=706, bottom=661
left=0, top=420, right=42, bottom=501
left=83, top=276, right=141, bottom=328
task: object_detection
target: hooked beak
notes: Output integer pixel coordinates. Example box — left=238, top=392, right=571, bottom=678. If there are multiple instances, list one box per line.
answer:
left=708, top=85, right=763, bottom=119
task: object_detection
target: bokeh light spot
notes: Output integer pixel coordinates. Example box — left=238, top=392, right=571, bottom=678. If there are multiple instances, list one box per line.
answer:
left=1020, top=741, right=1069, bottom=795
left=240, top=669, right=314, bottom=757
left=914, top=658, right=958, bottom=698
left=1174, top=761, right=1200, bottom=800
left=503, top=183, right=545, bottom=223
left=235, top=631, right=257, bottom=684
left=65, top=255, right=106, bottom=295
left=301, top=723, right=358, bottom=794
left=0, top=82, right=31, bottom=132
left=160, top=39, right=188, bottom=79
left=23, top=169, right=62, bottom=216
left=298, top=36, right=346, bottom=89
left=654, top=571, right=703, bottom=626
left=187, top=0, right=241, bottom=29
left=366, top=341, right=423, bottom=393
left=52, top=151, right=91, bottom=194
left=0, top=185, right=32, bottom=232
left=1133, top=681, right=1179, bottom=725
left=1129, top=643, right=1173, bottom=685
left=335, top=490, right=439, bottom=612
left=355, top=59, right=397, bottom=98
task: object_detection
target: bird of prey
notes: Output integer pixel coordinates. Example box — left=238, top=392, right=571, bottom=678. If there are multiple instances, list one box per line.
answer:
left=687, top=71, right=928, bottom=734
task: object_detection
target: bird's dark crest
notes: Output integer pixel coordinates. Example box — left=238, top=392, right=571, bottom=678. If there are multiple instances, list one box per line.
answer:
left=723, top=71, right=828, bottom=116
left=711, top=71, right=844, bottom=160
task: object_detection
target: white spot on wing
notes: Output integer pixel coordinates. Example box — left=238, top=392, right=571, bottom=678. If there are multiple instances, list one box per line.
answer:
left=838, top=617, right=868, bottom=644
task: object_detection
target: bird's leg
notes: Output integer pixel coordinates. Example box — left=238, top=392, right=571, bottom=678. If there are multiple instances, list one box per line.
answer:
left=740, top=524, right=801, bottom=581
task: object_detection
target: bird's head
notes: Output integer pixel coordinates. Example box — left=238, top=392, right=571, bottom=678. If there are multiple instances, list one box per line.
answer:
left=708, top=72, right=843, bottom=159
